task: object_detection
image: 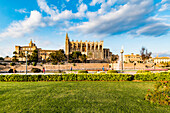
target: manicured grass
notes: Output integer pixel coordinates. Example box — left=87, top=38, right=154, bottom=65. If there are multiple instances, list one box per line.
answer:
left=0, top=82, right=170, bottom=112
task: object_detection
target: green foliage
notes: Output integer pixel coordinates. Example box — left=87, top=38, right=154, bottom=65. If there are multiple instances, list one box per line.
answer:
left=31, top=68, right=41, bottom=73
left=13, top=51, right=17, bottom=55
left=49, top=49, right=66, bottom=64
left=8, top=69, right=17, bottom=73
left=78, top=70, right=88, bottom=73
left=32, top=62, right=37, bottom=66
left=134, top=72, right=170, bottom=81
left=69, top=51, right=87, bottom=63
left=0, top=74, right=133, bottom=81
left=0, top=73, right=170, bottom=82
left=80, top=54, right=87, bottom=63
left=73, top=63, right=76, bottom=66
left=10, top=62, right=16, bottom=66
left=107, top=70, right=118, bottom=73
left=0, top=57, right=4, bottom=61
left=29, top=50, right=38, bottom=63
left=111, top=54, right=119, bottom=62
left=136, top=70, right=150, bottom=73
left=145, top=81, right=170, bottom=105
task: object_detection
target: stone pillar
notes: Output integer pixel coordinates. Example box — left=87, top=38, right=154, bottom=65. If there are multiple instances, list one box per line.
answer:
left=80, top=40, right=82, bottom=52
left=86, top=40, right=88, bottom=54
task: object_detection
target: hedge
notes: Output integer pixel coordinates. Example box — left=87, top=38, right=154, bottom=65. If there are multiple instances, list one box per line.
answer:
left=0, top=73, right=170, bottom=82
left=0, top=74, right=133, bottom=82
left=134, top=72, right=170, bottom=81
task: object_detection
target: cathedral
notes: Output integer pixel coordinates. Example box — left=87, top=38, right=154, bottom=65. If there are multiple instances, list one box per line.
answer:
left=65, top=33, right=112, bottom=61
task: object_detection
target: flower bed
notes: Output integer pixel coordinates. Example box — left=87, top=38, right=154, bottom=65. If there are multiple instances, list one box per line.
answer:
left=145, top=81, right=170, bottom=105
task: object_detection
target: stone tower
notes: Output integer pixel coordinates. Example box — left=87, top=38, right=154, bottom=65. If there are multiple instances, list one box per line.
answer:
left=65, top=33, right=70, bottom=56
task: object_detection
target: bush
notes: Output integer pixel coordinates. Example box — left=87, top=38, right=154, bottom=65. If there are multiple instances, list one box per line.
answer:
left=10, top=62, right=16, bottom=66
left=145, top=81, right=170, bottom=105
left=73, top=63, right=76, bottom=66
left=107, top=70, right=118, bottom=73
left=134, top=73, right=170, bottom=81
left=78, top=70, right=88, bottom=73
left=31, top=68, right=41, bottom=73
left=136, top=70, right=150, bottom=73
left=8, top=69, right=17, bottom=73
left=32, top=62, right=37, bottom=66
left=0, top=73, right=133, bottom=82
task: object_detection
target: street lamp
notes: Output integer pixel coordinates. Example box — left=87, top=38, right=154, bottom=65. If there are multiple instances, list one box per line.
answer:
left=120, top=48, right=124, bottom=73
left=25, top=51, right=28, bottom=74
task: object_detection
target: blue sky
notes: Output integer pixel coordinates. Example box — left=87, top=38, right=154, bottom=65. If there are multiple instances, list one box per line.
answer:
left=0, top=0, right=170, bottom=57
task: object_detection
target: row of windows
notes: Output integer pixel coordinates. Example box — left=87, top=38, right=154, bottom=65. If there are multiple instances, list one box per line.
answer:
left=20, top=48, right=32, bottom=50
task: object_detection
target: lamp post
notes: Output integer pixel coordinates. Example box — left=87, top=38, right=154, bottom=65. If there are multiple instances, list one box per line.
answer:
left=25, top=51, right=28, bottom=74
left=120, top=48, right=124, bottom=73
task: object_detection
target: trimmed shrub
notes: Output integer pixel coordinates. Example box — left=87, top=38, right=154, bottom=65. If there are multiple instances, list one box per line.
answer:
left=10, top=62, right=16, bottom=66
left=145, top=81, right=170, bottom=105
left=31, top=68, right=41, bottom=73
left=32, top=62, right=37, bottom=66
left=8, top=69, right=17, bottom=73
left=134, top=73, right=170, bottom=81
left=0, top=73, right=133, bottom=82
left=136, top=70, right=150, bottom=73
left=107, top=70, right=118, bottom=73
left=78, top=70, right=88, bottom=73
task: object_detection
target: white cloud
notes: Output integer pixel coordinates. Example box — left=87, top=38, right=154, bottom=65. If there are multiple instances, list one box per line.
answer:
left=79, top=0, right=83, bottom=4
left=90, top=0, right=105, bottom=6
left=75, top=3, right=87, bottom=17
left=136, top=23, right=170, bottom=36
left=153, top=50, right=170, bottom=57
left=69, top=0, right=154, bottom=34
left=15, top=8, right=29, bottom=13
left=0, top=10, right=45, bottom=38
left=37, top=0, right=58, bottom=16
left=66, top=0, right=70, bottom=2
left=161, top=0, right=167, bottom=3
left=37, top=0, right=87, bottom=24
left=98, top=0, right=116, bottom=14
left=159, top=3, right=170, bottom=11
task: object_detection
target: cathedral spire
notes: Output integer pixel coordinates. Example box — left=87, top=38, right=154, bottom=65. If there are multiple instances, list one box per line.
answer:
left=66, top=32, right=69, bottom=40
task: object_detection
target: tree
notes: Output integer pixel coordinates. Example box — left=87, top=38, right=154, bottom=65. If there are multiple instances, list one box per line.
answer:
left=140, top=47, right=152, bottom=63
left=80, top=54, right=87, bottom=63
left=49, top=49, right=66, bottom=64
left=0, top=57, right=4, bottom=61
left=12, top=51, right=18, bottom=62
left=111, top=54, right=119, bottom=63
left=72, top=51, right=82, bottom=60
left=29, top=50, right=38, bottom=63
left=13, top=51, right=17, bottom=55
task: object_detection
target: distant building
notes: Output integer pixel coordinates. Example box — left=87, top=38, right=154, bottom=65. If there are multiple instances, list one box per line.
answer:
left=124, top=53, right=143, bottom=63
left=65, top=33, right=112, bottom=61
left=154, top=56, right=170, bottom=63
left=15, top=40, right=59, bottom=61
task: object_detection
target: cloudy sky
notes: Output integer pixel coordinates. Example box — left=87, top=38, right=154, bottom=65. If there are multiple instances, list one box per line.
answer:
left=0, top=0, right=170, bottom=57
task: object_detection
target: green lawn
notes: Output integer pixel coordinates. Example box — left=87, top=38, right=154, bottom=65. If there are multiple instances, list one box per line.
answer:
left=0, top=82, right=170, bottom=113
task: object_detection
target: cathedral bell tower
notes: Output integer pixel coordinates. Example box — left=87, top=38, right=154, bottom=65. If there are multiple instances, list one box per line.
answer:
left=65, top=33, right=70, bottom=56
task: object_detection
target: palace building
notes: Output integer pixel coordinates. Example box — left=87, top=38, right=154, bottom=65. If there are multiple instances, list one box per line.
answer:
left=65, top=33, right=112, bottom=61
left=153, top=56, right=170, bottom=63
left=124, top=53, right=143, bottom=63
left=15, top=40, right=59, bottom=61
